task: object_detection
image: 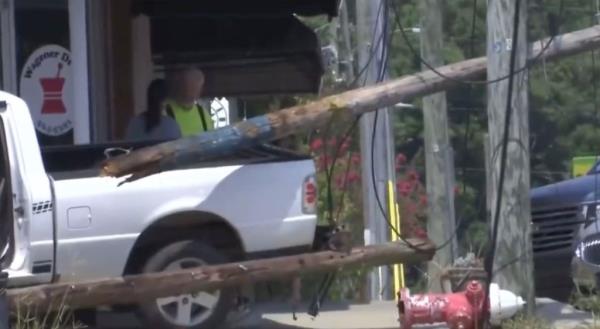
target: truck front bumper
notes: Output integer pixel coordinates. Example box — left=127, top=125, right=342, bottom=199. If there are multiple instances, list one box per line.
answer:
left=572, top=231, right=600, bottom=291
left=572, top=253, right=599, bottom=290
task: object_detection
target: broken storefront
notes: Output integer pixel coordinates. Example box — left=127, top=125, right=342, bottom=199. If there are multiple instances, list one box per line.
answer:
left=0, top=0, right=336, bottom=147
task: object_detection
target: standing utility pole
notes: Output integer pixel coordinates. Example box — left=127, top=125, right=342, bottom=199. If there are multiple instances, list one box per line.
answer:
left=419, top=0, right=457, bottom=292
left=487, top=0, right=535, bottom=311
left=356, top=0, right=397, bottom=301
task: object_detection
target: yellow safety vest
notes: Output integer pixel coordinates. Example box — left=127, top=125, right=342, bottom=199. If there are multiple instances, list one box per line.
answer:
left=165, top=101, right=214, bottom=137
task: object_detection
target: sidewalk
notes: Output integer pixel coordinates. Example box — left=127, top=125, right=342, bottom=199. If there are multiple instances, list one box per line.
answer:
left=96, top=298, right=595, bottom=329
left=232, top=298, right=595, bottom=329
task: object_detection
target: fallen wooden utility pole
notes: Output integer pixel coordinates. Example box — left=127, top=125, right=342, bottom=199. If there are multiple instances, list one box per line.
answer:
left=8, top=239, right=434, bottom=311
left=101, top=25, right=600, bottom=180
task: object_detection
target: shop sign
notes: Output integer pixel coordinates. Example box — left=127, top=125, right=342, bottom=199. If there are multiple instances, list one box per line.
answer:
left=20, top=45, right=73, bottom=136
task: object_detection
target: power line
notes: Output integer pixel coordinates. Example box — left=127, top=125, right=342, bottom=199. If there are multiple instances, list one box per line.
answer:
left=390, top=0, right=558, bottom=86
left=368, top=0, right=464, bottom=253
left=349, top=1, right=386, bottom=87
left=322, top=0, right=388, bottom=228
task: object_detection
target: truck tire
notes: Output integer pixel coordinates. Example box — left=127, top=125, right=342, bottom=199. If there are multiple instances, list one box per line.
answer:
left=137, top=240, right=234, bottom=329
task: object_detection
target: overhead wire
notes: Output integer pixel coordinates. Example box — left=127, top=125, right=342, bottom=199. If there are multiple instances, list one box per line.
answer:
left=390, top=1, right=558, bottom=86
left=309, top=0, right=386, bottom=317
left=383, top=0, right=565, bottom=258
left=349, top=2, right=386, bottom=88
left=368, top=1, right=471, bottom=254
left=378, top=0, right=568, bottom=291
left=367, top=1, right=460, bottom=254
left=320, top=0, right=386, bottom=227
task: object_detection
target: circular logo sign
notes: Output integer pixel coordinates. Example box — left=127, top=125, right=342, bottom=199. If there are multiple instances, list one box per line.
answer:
left=19, top=45, right=73, bottom=136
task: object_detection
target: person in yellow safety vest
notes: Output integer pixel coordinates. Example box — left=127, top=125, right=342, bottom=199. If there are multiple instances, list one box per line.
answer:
left=165, top=67, right=214, bottom=136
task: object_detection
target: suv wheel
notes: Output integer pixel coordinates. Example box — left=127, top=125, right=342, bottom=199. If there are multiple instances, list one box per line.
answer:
left=137, top=240, right=233, bottom=329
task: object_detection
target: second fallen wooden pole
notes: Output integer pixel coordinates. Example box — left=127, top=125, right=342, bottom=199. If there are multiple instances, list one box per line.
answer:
left=8, top=239, right=435, bottom=311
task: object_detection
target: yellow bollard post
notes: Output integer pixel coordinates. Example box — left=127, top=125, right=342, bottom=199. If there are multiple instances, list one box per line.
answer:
left=387, top=180, right=406, bottom=299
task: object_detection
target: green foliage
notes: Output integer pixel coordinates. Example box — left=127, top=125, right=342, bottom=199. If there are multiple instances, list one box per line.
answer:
left=387, top=0, right=600, bottom=257
left=501, top=314, right=552, bottom=329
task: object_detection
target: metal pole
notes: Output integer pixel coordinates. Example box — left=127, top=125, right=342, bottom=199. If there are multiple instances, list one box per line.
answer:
left=357, top=0, right=396, bottom=301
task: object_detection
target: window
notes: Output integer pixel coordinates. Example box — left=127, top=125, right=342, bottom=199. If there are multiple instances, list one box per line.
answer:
left=15, top=0, right=71, bottom=146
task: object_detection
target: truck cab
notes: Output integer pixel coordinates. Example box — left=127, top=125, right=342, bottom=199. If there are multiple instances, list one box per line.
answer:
left=0, top=91, right=319, bottom=329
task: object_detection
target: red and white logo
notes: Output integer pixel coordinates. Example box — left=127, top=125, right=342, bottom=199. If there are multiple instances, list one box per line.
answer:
left=20, top=45, right=73, bottom=136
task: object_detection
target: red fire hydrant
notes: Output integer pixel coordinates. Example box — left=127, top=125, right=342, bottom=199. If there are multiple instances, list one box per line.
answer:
left=398, top=280, right=486, bottom=329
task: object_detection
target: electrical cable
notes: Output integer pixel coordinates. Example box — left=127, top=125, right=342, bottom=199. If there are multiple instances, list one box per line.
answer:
left=322, top=0, right=388, bottom=227
left=309, top=1, right=386, bottom=317
left=349, top=2, right=386, bottom=88
left=365, top=1, right=459, bottom=253
left=483, top=0, right=523, bottom=327
left=380, top=0, right=564, bottom=256
left=368, top=2, right=466, bottom=254
left=390, top=1, right=558, bottom=86
left=322, top=0, right=386, bottom=226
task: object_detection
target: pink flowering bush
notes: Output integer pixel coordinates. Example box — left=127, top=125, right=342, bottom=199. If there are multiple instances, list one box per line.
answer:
left=395, top=153, right=428, bottom=239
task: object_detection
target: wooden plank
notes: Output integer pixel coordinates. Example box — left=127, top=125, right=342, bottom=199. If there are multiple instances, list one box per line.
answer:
left=8, top=239, right=435, bottom=311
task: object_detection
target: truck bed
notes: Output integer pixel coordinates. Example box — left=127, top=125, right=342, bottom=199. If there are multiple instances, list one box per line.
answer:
left=42, top=140, right=311, bottom=180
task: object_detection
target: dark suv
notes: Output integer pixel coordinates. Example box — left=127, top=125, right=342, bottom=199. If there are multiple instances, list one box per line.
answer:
left=531, top=163, right=600, bottom=301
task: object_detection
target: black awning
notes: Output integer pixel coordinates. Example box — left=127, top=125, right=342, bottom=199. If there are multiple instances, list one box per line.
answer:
left=133, top=0, right=339, bottom=18
left=151, top=14, right=324, bottom=96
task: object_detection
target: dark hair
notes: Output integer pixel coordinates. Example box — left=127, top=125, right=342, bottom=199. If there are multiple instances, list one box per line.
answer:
left=144, top=79, right=167, bottom=132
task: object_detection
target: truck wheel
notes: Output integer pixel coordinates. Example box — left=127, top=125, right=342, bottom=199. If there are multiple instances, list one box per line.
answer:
left=137, top=240, right=233, bottom=329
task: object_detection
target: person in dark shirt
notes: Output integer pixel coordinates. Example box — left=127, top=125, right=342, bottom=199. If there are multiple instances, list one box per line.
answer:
left=125, top=79, right=181, bottom=141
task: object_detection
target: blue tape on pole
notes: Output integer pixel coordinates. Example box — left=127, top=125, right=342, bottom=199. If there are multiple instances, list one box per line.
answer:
left=163, top=115, right=275, bottom=170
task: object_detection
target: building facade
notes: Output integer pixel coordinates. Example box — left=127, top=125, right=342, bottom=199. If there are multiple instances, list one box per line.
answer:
left=0, top=0, right=235, bottom=146
left=0, top=0, right=333, bottom=146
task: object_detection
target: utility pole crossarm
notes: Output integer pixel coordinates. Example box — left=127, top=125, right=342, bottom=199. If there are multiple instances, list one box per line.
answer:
left=101, top=26, right=600, bottom=180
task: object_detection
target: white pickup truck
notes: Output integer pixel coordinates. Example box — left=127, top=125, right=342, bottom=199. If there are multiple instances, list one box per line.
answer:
left=0, top=91, right=319, bottom=329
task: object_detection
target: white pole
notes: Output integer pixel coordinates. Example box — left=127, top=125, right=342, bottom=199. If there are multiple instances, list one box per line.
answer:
left=1, top=0, right=17, bottom=94
left=69, top=0, right=90, bottom=144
